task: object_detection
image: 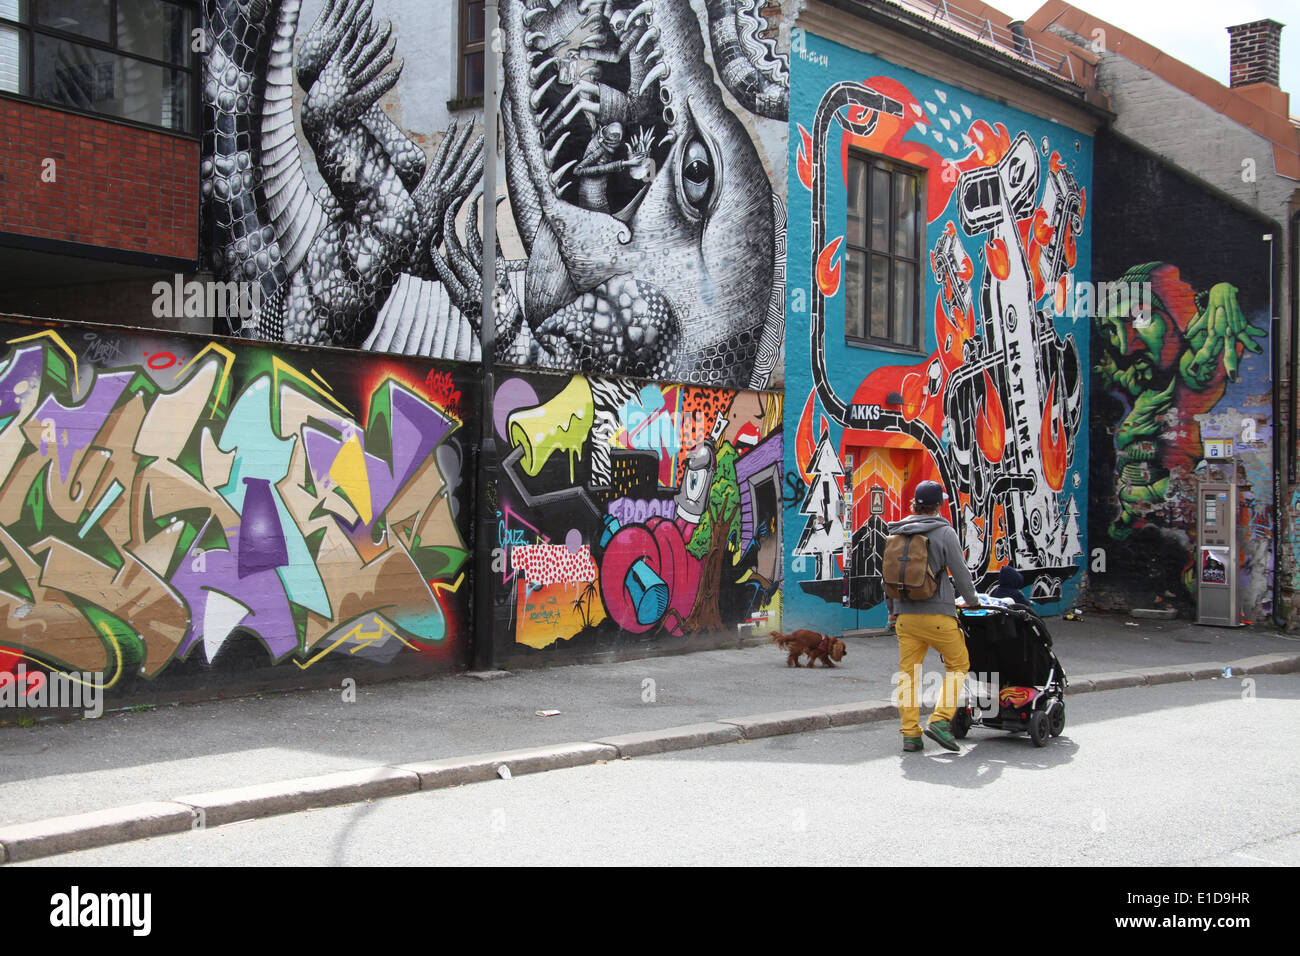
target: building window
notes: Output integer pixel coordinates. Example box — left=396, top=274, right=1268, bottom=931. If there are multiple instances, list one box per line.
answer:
left=458, top=0, right=484, bottom=98
left=844, top=151, right=923, bottom=350
left=0, top=0, right=196, bottom=134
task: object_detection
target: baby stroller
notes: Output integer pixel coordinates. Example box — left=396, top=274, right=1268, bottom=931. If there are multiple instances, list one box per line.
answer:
left=951, top=600, right=1067, bottom=747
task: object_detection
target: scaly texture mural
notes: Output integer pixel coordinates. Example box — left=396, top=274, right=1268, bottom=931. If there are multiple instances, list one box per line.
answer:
left=0, top=321, right=474, bottom=695
left=201, top=0, right=791, bottom=389
left=491, top=371, right=782, bottom=657
left=784, top=36, right=1093, bottom=633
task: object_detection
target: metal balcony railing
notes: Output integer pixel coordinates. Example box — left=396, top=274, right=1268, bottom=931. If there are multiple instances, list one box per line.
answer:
left=895, top=0, right=1081, bottom=84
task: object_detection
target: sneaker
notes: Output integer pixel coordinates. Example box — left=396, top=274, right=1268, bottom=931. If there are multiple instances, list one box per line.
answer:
left=924, top=721, right=961, bottom=752
left=902, top=736, right=923, bottom=753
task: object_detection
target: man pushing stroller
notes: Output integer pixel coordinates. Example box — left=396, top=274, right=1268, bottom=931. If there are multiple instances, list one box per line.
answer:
left=882, top=480, right=981, bottom=753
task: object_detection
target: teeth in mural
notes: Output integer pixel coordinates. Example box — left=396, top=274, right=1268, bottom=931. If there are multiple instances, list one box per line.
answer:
left=628, top=0, right=654, bottom=25
left=527, top=30, right=548, bottom=50
left=639, top=62, right=669, bottom=96
left=644, top=46, right=662, bottom=66
left=659, top=131, right=675, bottom=147
left=545, top=131, right=570, bottom=168
left=544, top=96, right=594, bottom=136
left=636, top=26, right=660, bottom=53
left=556, top=180, right=573, bottom=198
left=530, top=56, right=557, bottom=84
left=530, top=74, right=556, bottom=109
left=522, top=5, right=546, bottom=26
left=550, top=159, right=576, bottom=187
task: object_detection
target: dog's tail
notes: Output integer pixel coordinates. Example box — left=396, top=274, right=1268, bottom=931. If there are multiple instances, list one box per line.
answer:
left=770, top=631, right=792, bottom=649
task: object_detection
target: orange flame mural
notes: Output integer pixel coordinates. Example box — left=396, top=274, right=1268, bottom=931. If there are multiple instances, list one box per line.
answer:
left=817, top=237, right=843, bottom=297
left=986, top=239, right=1010, bottom=280
left=976, top=371, right=1006, bottom=463
left=796, top=391, right=816, bottom=484
left=1041, top=376, right=1068, bottom=491
left=797, top=124, right=813, bottom=191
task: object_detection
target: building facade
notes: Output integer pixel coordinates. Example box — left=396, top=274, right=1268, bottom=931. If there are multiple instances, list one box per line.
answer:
left=782, top=0, right=1103, bottom=635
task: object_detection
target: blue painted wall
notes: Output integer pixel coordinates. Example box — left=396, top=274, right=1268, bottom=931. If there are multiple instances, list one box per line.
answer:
left=783, top=29, right=1094, bottom=634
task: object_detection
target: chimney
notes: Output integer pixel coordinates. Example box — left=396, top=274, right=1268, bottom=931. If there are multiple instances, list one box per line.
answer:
left=1226, top=19, right=1283, bottom=88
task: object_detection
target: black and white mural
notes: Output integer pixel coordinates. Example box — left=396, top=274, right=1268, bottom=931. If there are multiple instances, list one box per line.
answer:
left=200, top=0, right=790, bottom=389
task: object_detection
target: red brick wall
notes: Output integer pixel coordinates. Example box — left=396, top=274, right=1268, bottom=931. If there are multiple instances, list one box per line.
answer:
left=0, top=98, right=197, bottom=261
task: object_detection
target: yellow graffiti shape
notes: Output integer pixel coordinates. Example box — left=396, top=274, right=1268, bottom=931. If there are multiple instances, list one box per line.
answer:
left=508, top=375, right=593, bottom=481
left=328, top=434, right=373, bottom=526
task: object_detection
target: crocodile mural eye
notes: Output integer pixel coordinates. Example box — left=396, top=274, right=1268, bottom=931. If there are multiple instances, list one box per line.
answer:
left=681, top=140, right=714, bottom=212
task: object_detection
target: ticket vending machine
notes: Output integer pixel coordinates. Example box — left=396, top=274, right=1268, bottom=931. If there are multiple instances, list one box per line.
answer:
left=1196, top=456, right=1239, bottom=627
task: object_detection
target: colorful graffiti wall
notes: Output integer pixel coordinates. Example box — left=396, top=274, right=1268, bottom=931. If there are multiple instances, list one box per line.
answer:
left=201, top=0, right=792, bottom=390
left=0, top=319, right=476, bottom=699
left=491, top=371, right=782, bottom=661
left=1090, top=132, right=1274, bottom=620
left=784, top=32, right=1094, bottom=634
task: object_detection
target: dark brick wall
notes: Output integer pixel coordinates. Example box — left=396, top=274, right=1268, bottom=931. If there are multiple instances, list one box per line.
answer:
left=1090, top=130, right=1275, bottom=620
left=0, top=98, right=197, bottom=261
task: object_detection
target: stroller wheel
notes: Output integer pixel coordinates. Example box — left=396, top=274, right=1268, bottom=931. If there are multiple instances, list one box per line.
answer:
left=951, top=708, right=971, bottom=739
left=1028, top=711, right=1050, bottom=747
left=1048, top=700, right=1065, bottom=737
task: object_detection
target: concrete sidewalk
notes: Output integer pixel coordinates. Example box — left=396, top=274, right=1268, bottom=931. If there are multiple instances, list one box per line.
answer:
left=1, top=612, right=1297, bottom=862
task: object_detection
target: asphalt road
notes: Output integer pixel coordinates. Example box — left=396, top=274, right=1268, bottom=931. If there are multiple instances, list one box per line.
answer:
left=19, top=675, right=1300, bottom=867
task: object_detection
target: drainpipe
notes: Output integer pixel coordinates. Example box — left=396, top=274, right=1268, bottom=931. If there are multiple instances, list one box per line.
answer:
left=1289, top=208, right=1299, bottom=485
left=1285, top=207, right=1300, bottom=628
left=1270, top=229, right=1283, bottom=628
left=472, top=0, right=500, bottom=670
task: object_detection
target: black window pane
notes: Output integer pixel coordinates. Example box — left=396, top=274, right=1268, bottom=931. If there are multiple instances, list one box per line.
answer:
left=845, top=248, right=866, bottom=338
left=465, top=1, right=484, bottom=43
left=846, top=158, right=865, bottom=247
left=36, top=0, right=108, bottom=41
left=118, top=0, right=191, bottom=66
left=894, top=261, right=916, bottom=347
left=463, top=49, right=483, bottom=96
left=894, top=173, right=916, bottom=259
left=34, top=36, right=190, bottom=130
left=870, top=255, right=889, bottom=340
left=870, top=167, right=889, bottom=249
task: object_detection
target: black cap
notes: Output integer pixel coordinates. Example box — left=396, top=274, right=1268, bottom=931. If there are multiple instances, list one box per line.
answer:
left=914, top=480, right=945, bottom=506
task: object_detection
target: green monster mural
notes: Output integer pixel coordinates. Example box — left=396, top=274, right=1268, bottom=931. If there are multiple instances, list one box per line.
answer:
left=1093, top=262, right=1266, bottom=540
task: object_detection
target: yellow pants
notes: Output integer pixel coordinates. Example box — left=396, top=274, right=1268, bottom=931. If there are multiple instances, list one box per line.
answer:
left=894, top=613, right=970, bottom=737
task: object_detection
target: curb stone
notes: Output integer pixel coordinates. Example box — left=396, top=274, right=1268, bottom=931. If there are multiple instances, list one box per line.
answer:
left=4, top=659, right=1299, bottom=864
left=1226, top=653, right=1300, bottom=675
left=173, top=766, right=419, bottom=828
left=396, top=742, right=617, bottom=789
left=718, top=709, right=831, bottom=738
left=1075, top=672, right=1147, bottom=692
left=0, top=801, right=195, bottom=863
left=594, top=722, right=741, bottom=757
left=817, top=701, right=896, bottom=727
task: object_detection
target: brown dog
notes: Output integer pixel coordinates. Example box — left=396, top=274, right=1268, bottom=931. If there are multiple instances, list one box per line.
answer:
left=771, top=630, right=847, bottom=668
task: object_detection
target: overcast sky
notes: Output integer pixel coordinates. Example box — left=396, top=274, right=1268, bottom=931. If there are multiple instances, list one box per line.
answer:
left=999, top=0, right=1299, bottom=108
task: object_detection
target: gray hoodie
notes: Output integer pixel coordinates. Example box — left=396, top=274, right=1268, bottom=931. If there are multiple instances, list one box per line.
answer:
left=884, top=514, right=980, bottom=618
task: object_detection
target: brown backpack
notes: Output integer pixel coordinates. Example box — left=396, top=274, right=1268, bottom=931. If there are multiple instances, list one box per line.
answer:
left=882, top=532, right=939, bottom=601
